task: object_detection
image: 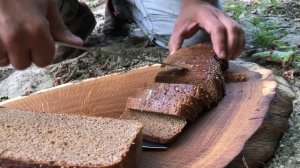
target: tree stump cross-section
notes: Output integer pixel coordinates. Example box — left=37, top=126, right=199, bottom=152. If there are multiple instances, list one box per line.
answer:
left=0, top=60, right=294, bottom=168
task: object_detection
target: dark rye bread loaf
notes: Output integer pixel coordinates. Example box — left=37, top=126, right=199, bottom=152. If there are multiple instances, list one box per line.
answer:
left=0, top=107, right=142, bottom=168
left=155, top=43, right=226, bottom=105
left=122, top=43, right=226, bottom=144
left=126, top=83, right=205, bottom=121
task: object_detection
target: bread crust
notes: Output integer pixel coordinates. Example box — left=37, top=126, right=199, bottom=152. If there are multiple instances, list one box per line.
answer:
left=113, top=131, right=142, bottom=168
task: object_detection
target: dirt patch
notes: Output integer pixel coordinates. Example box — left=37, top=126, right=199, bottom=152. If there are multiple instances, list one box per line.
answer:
left=0, top=66, right=53, bottom=101
left=266, top=1, right=300, bottom=19
left=48, top=37, right=167, bottom=86
left=267, top=78, right=300, bottom=167
left=0, top=67, right=15, bottom=81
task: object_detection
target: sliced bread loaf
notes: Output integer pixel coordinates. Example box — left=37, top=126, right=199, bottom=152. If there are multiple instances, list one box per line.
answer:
left=155, top=43, right=226, bottom=103
left=126, top=83, right=205, bottom=121
left=121, top=110, right=187, bottom=144
left=122, top=43, right=226, bottom=144
left=0, top=108, right=142, bottom=168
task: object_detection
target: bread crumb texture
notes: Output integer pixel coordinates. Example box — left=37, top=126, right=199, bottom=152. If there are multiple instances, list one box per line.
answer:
left=0, top=108, right=142, bottom=167
left=122, top=110, right=186, bottom=143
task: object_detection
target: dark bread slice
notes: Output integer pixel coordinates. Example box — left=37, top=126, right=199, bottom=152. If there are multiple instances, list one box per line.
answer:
left=155, top=43, right=225, bottom=106
left=156, top=43, right=224, bottom=85
left=127, top=98, right=197, bottom=121
left=121, top=110, right=187, bottom=144
left=0, top=108, right=142, bottom=168
left=126, top=83, right=205, bottom=121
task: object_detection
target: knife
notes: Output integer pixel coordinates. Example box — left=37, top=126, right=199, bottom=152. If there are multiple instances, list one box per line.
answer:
left=56, top=42, right=170, bottom=150
left=56, top=42, right=190, bottom=70
left=142, top=140, right=167, bottom=150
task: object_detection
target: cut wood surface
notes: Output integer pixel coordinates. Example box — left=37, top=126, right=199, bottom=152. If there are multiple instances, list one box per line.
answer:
left=1, top=65, right=161, bottom=118
left=1, top=60, right=293, bottom=168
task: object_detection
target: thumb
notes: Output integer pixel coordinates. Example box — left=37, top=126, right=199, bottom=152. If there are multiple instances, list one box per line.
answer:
left=47, top=0, right=83, bottom=45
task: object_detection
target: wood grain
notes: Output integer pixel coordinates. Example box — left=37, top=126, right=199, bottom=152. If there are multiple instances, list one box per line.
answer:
left=227, top=61, right=294, bottom=168
left=140, top=61, right=277, bottom=168
left=0, top=65, right=161, bottom=118
left=0, top=60, right=287, bottom=168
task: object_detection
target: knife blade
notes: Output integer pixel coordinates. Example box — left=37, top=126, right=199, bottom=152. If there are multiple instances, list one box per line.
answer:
left=56, top=41, right=190, bottom=70
left=56, top=42, right=169, bottom=150
left=142, top=140, right=167, bottom=150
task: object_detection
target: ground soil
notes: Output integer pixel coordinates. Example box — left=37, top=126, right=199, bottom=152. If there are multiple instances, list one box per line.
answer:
left=0, top=0, right=299, bottom=167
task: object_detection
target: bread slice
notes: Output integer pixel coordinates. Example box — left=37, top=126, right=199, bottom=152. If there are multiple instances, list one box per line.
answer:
left=155, top=43, right=226, bottom=103
left=121, top=110, right=187, bottom=144
left=0, top=108, right=143, bottom=168
left=126, top=83, right=205, bottom=121
left=156, top=44, right=224, bottom=83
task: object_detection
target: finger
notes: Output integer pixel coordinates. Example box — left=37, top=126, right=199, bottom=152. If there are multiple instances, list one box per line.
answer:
left=27, top=18, right=55, bottom=67
left=200, top=15, right=227, bottom=59
left=232, top=28, right=245, bottom=59
left=7, top=48, right=31, bottom=70
left=169, top=21, right=198, bottom=54
left=47, top=0, right=83, bottom=45
left=219, top=15, right=240, bottom=60
left=169, top=29, right=184, bottom=54
left=1, top=28, right=32, bottom=70
left=169, top=22, right=188, bottom=54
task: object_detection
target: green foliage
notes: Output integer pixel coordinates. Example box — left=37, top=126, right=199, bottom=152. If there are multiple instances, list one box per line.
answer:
left=224, top=0, right=297, bottom=67
left=268, top=0, right=279, bottom=6
left=294, top=55, right=300, bottom=63
left=224, top=0, right=281, bottom=21
left=250, top=17, right=262, bottom=26
left=224, top=0, right=248, bottom=21
left=250, top=18, right=289, bottom=49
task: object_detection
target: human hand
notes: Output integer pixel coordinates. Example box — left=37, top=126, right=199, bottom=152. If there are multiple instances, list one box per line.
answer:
left=0, top=0, right=83, bottom=70
left=169, top=0, right=245, bottom=60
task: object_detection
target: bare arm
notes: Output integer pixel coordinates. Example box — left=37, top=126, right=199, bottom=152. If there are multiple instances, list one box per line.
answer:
left=168, top=0, right=245, bottom=60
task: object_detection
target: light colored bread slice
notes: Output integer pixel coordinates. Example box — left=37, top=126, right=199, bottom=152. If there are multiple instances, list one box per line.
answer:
left=126, top=83, right=205, bottom=121
left=121, top=110, right=187, bottom=144
left=0, top=107, right=142, bottom=168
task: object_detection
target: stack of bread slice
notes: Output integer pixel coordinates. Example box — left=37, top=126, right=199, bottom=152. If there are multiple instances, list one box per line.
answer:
left=122, top=43, right=226, bottom=144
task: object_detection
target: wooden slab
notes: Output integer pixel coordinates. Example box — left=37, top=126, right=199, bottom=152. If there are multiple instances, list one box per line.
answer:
left=0, top=61, right=280, bottom=167
left=140, top=61, right=277, bottom=168
left=0, top=65, right=161, bottom=118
